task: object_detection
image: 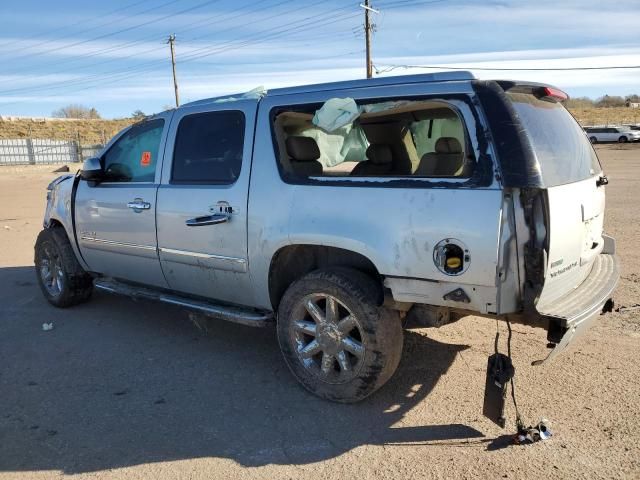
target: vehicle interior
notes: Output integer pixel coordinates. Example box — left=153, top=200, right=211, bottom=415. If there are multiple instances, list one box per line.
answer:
left=273, top=100, right=475, bottom=179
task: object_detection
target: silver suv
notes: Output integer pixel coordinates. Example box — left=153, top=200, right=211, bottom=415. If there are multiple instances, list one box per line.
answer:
left=36, top=73, right=619, bottom=403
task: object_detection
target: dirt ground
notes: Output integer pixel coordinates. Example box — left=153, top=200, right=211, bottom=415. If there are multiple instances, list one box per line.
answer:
left=0, top=145, right=638, bottom=479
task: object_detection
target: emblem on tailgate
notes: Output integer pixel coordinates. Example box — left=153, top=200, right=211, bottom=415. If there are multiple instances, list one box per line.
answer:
left=550, top=261, right=578, bottom=278
left=550, top=258, right=563, bottom=269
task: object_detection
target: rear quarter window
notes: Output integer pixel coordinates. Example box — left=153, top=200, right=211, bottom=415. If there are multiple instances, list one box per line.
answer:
left=508, top=93, right=601, bottom=186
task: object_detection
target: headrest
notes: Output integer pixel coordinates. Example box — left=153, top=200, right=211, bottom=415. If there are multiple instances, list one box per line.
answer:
left=435, top=137, right=462, bottom=154
left=286, top=136, right=320, bottom=162
left=366, top=144, right=392, bottom=165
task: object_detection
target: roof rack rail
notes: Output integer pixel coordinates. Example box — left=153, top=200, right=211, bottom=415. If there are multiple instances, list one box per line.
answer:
left=268, top=71, right=475, bottom=97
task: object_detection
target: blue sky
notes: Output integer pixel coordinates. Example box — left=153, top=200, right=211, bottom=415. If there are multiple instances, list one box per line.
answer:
left=0, top=0, right=638, bottom=118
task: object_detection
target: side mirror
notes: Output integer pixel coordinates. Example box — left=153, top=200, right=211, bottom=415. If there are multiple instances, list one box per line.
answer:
left=80, top=157, right=103, bottom=182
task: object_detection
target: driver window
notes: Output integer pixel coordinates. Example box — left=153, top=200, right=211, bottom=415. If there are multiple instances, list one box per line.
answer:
left=102, top=119, right=165, bottom=182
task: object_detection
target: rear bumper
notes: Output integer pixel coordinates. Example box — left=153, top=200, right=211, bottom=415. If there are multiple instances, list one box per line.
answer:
left=532, top=251, right=620, bottom=365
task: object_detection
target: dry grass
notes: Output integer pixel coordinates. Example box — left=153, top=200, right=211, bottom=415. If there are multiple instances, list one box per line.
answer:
left=569, top=107, right=640, bottom=127
left=0, top=107, right=638, bottom=145
left=0, top=118, right=134, bottom=144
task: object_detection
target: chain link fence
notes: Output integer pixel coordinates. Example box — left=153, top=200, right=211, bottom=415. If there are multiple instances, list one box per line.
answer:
left=0, top=139, right=104, bottom=166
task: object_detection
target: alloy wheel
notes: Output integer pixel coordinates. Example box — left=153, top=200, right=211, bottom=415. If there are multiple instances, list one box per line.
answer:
left=291, top=294, right=366, bottom=384
left=39, top=246, right=64, bottom=297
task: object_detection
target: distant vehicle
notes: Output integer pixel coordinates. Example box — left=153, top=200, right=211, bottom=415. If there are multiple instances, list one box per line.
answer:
left=584, top=126, right=640, bottom=143
left=625, top=125, right=640, bottom=131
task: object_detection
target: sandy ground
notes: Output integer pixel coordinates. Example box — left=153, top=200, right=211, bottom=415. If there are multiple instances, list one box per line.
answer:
left=0, top=145, right=638, bottom=479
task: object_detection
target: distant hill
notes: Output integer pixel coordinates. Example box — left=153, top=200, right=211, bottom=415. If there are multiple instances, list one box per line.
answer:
left=0, top=117, right=134, bottom=144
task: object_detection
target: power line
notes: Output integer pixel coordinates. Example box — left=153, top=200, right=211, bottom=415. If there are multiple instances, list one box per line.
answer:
left=0, top=0, right=288, bottom=83
left=0, top=0, right=155, bottom=49
left=0, top=7, right=360, bottom=98
left=381, top=0, right=448, bottom=9
left=0, top=0, right=222, bottom=65
left=0, top=1, right=355, bottom=93
left=374, top=63, right=640, bottom=74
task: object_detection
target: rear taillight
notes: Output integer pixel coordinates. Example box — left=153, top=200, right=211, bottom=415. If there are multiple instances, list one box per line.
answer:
left=536, top=86, right=569, bottom=102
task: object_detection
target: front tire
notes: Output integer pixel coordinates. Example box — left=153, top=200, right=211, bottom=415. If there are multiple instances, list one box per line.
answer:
left=277, top=268, right=403, bottom=403
left=618, top=136, right=628, bottom=143
left=589, top=136, right=597, bottom=144
left=35, top=227, right=93, bottom=307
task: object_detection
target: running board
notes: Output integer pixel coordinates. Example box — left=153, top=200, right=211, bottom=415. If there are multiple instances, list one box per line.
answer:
left=94, top=278, right=274, bottom=328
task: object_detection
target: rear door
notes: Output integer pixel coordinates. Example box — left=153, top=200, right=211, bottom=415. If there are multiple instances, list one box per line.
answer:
left=156, top=100, right=257, bottom=306
left=75, top=114, right=172, bottom=287
left=605, top=128, right=618, bottom=142
left=506, top=92, right=605, bottom=307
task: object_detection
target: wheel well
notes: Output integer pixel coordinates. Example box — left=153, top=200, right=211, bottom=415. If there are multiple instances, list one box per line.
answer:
left=48, top=219, right=64, bottom=229
left=268, top=245, right=381, bottom=310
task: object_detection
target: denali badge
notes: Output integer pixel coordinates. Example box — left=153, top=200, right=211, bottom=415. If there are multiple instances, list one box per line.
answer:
left=550, top=258, right=564, bottom=269
left=550, top=261, right=578, bottom=278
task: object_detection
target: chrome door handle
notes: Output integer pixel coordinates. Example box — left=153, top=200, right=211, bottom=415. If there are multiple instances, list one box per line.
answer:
left=127, top=199, right=151, bottom=210
left=185, top=213, right=229, bottom=227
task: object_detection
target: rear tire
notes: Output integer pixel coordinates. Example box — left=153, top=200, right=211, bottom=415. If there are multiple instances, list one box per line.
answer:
left=35, top=227, right=93, bottom=307
left=277, top=267, right=403, bottom=403
left=589, top=136, right=597, bottom=144
left=618, top=136, right=628, bottom=143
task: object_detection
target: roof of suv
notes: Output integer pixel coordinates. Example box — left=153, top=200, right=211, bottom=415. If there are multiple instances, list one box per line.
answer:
left=181, top=71, right=476, bottom=108
left=268, top=71, right=475, bottom=96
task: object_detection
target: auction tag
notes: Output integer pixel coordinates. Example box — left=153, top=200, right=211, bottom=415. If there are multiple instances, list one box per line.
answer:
left=140, top=151, right=151, bottom=166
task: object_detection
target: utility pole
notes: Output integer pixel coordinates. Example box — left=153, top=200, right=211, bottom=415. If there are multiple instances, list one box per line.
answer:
left=360, top=2, right=378, bottom=78
left=167, top=34, right=180, bottom=107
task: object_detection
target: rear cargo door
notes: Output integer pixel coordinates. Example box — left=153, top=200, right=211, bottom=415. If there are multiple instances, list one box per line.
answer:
left=540, top=178, right=605, bottom=306
left=507, top=92, right=605, bottom=307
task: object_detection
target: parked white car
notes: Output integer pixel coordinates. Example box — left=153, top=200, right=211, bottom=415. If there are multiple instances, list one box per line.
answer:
left=584, top=126, right=640, bottom=143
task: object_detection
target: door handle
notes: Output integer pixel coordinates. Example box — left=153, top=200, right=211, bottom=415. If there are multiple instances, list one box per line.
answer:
left=185, top=213, right=229, bottom=227
left=127, top=199, right=151, bottom=211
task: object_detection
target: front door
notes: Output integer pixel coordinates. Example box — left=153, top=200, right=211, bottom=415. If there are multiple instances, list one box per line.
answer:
left=156, top=101, right=257, bottom=306
left=75, top=113, right=172, bottom=287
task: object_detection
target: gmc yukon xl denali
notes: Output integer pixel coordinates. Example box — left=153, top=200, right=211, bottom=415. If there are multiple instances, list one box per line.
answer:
left=36, top=72, right=619, bottom=403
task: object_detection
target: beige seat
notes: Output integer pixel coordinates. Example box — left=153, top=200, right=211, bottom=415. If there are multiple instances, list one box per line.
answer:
left=350, top=144, right=393, bottom=176
left=286, top=136, right=323, bottom=176
left=416, top=137, right=466, bottom=177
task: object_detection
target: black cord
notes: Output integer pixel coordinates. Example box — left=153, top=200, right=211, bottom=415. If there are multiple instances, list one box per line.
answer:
left=506, top=320, right=525, bottom=432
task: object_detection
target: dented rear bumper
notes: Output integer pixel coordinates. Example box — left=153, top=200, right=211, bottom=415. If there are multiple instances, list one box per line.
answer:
left=532, top=249, right=620, bottom=365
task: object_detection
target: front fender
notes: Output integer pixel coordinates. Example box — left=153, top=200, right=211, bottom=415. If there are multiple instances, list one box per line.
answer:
left=43, top=174, right=90, bottom=271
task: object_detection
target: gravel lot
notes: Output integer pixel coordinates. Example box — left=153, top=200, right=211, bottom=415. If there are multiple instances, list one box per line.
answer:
left=1, top=145, right=639, bottom=479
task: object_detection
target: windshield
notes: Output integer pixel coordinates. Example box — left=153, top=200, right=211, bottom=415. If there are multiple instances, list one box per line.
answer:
left=508, top=92, right=601, bottom=186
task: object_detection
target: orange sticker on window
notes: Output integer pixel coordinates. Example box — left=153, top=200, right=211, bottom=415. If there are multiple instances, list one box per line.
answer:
left=140, top=151, right=151, bottom=166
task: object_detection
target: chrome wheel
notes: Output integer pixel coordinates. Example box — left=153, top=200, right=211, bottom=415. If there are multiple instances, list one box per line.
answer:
left=39, top=246, right=64, bottom=297
left=291, top=294, right=365, bottom=384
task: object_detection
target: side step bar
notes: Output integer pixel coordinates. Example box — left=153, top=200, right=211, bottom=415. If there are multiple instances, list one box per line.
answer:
left=94, top=278, right=274, bottom=328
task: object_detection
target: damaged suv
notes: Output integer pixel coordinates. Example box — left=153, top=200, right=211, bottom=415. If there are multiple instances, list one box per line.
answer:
left=36, top=72, right=619, bottom=403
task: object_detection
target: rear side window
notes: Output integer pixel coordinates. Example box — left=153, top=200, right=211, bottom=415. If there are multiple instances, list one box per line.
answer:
left=508, top=93, right=601, bottom=186
left=171, top=110, right=245, bottom=184
left=102, top=119, right=164, bottom=182
left=271, top=99, right=476, bottom=181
